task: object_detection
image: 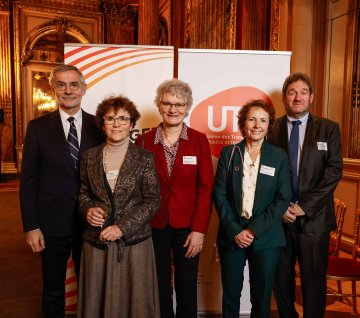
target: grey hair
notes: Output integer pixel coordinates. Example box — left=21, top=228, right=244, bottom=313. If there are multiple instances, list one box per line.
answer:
left=154, top=79, right=193, bottom=108
left=49, top=64, right=85, bottom=87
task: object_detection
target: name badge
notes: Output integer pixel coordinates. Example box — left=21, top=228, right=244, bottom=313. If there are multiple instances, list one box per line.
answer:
left=317, top=142, right=328, bottom=151
left=260, top=165, right=275, bottom=177
left=183, top=156, right=197, bottom=165
left=106, top=170, right=119, bottom=180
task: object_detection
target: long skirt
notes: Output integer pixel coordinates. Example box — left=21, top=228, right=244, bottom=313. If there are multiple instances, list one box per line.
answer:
left=77, top=237, right=160, bottom=318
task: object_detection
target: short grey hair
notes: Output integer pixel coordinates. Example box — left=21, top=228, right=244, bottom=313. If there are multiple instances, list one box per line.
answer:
left=154, top=79, right=193, bottom=108
left=49, top=64, right=85, bottom=87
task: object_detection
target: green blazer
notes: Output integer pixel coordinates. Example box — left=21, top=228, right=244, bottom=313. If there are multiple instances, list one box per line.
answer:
left=213, top=140, right=292, bottom=251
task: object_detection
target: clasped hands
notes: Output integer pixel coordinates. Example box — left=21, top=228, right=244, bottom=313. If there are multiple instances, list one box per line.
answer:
left=282, top=203, right=305, bottom=223
left=234, top=229, right=255, bottom=249
left=86, top=207, right=122, bottom=242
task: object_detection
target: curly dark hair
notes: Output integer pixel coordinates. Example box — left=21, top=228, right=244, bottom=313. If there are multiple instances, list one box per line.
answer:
left=237, top=99, right=275, bottom=137
left=95, top=95, right=140, bottom=130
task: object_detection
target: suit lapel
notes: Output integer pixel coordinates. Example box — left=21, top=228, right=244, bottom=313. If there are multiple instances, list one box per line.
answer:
left=115, top=142, right=133, bottom=193
left=113, top=143, right=139, bottom=206
left=170, top=138, right=186, bottom=181
left=252, top=142, right=271, bottom=216
left=278, top=116, right=289, bottom=153
left=88, top=144, right=109, bottom=201
left=80, top=110, right=92, bottom=154
left=299, top=115, right=316, bottom=175
left=230, top=141, right=245, bottom=217
left=155, top=142, right=171, bottom=183
left=49, top=110, right=74, bottom=169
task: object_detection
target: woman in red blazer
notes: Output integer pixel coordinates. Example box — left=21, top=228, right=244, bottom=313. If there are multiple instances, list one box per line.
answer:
left=136, top=79, right=213, bottom=318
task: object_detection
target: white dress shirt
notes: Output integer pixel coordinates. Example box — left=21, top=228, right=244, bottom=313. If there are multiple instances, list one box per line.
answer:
left=58, top=107, right=83, bottom=145
left=242, top=150, right=260, bottom=219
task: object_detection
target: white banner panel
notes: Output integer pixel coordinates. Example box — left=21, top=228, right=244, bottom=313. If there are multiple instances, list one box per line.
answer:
left=64, top=44, right=174, bottom=140
left=63, top=44, right=174, bottom=314
left=178, top=48, right=291, bottom=316
left=64, top=45, right=290, bottom=316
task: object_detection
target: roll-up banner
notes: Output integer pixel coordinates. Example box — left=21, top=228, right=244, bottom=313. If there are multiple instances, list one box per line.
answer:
left=64, top=44, right=175, bottom=140
left=64, top=44, right=291, bottom=316
left=63, top=44, right=174, bottom=314
left=178, top=48, right=291, bottom=316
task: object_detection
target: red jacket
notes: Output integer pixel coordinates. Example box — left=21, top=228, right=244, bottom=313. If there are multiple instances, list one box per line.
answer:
left=136, top=126, right=213, bottom=233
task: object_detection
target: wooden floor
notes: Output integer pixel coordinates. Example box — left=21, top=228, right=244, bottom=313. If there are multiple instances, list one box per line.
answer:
left=0, top=186, right=359, bottom=317
left=270, top=260, right=360, bottom=318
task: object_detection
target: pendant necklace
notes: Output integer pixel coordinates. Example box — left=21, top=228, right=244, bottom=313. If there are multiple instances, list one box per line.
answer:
left=163, top=131, right=180, bottom=148
left=103, top=146, right=120, bottom=186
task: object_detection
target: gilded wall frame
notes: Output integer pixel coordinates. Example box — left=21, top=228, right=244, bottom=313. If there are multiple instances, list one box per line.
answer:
left=270, top=0, right=280, bottom=51
left=226, top=0, right=280, bottom=50
left=13, top=2, right=103, bottom=146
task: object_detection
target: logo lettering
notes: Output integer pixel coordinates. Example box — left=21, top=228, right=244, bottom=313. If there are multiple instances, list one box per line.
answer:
left=207, top=105, right=241, bottom=132
left=189, top=86, right=272, bottom=158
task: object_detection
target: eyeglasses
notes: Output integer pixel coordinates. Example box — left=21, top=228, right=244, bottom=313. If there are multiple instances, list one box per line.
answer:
left=161, top=101, right=187, bottom=110
left=103, top=115, right=131, bottom=125
left=55, top=81, right=82, bottom=92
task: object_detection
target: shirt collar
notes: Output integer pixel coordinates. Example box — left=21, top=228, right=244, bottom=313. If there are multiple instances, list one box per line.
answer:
left=154, top=123, right=188, bottom=145
left=59, top=107, right=82, bottom=123
left=287, top=112, right=309, bottom=126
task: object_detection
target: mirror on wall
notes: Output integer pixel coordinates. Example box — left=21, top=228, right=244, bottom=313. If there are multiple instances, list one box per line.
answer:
left=32, top=72, right=56, bottom=118
left=24, top=31, right=81, bottom=122
left=325, top=0, right=360, bottom=159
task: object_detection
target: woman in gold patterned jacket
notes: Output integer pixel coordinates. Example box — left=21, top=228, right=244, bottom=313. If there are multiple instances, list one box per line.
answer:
left=77, top=95, right=161, bottom=318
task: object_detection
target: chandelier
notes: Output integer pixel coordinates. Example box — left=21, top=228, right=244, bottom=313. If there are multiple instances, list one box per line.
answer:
left=33, top=88, right=57, bottom=114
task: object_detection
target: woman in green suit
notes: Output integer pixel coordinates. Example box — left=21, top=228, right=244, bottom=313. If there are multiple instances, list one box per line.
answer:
left=213, top=99, right=291, bottom=318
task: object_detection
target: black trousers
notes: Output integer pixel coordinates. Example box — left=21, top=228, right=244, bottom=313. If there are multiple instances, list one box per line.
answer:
left=40, top=229, right=82, bottom=318
left=152, top=226, right=200, bottom=318
left=273, top=224, right=330, bottom=318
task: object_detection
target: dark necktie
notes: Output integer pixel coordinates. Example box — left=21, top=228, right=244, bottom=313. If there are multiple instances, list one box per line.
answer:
left=67, top=117, right=80, bottom=169
left=289, top=120, right=301, bottom=203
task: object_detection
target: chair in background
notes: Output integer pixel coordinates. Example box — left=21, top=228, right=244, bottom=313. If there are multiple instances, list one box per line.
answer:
left=329, top=198, right=347, bottom=256
left=326, top=208, right=360, bottom=314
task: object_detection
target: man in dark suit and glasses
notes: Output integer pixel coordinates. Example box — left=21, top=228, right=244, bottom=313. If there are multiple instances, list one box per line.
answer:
left=20, top=64, right=104, bottom=317
left=268, top=72, right=343, bottom=318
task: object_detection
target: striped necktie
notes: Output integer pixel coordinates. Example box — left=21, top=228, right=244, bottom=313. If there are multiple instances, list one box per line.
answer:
left=67, top=117, right=80, bottom=169
left=289, top=120, right=301, bottom=203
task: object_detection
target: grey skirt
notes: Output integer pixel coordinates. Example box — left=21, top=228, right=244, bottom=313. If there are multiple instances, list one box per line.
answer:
left=77, top=237, right=160, bottom=318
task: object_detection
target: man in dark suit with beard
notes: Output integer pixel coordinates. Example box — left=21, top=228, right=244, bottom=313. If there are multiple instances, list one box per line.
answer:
left=20, top=64, right=104, bottom=317
left=268, top=73, right=343, bottom=318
